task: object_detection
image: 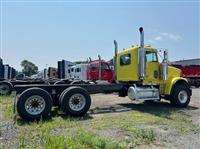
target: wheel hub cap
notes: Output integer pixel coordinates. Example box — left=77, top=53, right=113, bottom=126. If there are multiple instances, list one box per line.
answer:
left=25, top=95, right=46, bottom=115
left=69, top=94, right=86, bottom=111
left=178, top=90, right=188, bottom=104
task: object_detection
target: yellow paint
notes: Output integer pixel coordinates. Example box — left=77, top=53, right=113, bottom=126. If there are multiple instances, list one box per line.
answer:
left=117, top=46, right=139, bottom=81
left=163, top=66, right=187, bottom=95
left=116, top=45, right=188, bottom=96
left=143, top=49, right=160, bottom=84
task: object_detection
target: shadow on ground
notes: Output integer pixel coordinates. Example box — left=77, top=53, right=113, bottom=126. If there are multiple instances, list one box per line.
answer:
left=15, top=100, right=198, bottom=125
left=15, top=108, right=93, bottom=126
left=90, top=100, right=198, bottom=118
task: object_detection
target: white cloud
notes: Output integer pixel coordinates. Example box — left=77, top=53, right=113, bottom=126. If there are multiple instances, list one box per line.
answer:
left=161, top=32, right=182, bottom=41
left=148, top=32, right=182, bottom=43
left=160, top=32, right=169, bottom=36
left=147, top=39, right=156, bottom=44
left=154, top=36, right=163, bottom=41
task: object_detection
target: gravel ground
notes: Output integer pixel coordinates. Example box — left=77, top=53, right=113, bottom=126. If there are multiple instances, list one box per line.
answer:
left=90, top=88, right=200, bottom=149
left=0, top=88, right=199, bottom=148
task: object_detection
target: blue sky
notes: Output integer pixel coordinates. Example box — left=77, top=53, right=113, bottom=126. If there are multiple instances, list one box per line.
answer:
left=0, top=0, right=199, bottom=71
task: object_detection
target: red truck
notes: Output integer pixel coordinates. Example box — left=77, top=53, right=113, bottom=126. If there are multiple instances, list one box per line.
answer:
left=87, top=60, right=114, bottom=83
left=173, top=65, right=200, bottom=88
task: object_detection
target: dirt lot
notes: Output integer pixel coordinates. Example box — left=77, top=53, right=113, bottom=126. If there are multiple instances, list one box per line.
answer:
left=92, top=88, right=200, bottom=125
left=90, top=88, right=200, bottom=148
left=0, top=88, right=200, bottom=149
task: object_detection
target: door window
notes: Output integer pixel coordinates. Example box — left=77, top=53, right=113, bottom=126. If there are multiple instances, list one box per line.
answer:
left=120, top=54, right=131, bottom=66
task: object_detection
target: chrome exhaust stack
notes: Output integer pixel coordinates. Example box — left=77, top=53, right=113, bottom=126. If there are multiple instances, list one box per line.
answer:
left=138, top=27, right=146, bottom=80
left=114, top=40, right=118, bottom=80
left=161, top=50, right=168, bottom=80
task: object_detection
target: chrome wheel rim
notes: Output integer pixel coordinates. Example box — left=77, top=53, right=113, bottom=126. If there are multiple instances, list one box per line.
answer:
left=178, top=90, right=188, bottom=104
left=25, top=95, right=46, bottom=115
left=0, top=84, right=9, bottom=95
left=69, top=94, right=86, bottom=111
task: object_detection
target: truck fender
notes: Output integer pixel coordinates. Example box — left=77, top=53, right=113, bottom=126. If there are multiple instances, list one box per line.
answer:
left=0, top=81, right=13, bottom=95
left=1, top=80, right=13, bottom=87
left=164, top=77, right=191, bottom=96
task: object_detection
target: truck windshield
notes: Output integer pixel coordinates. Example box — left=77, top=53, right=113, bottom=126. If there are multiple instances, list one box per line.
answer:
left=90, top=64, right=97, bottom=70
left=101, top=63, right=110, bottom=70
left=146, top=51, right=158, bottom=62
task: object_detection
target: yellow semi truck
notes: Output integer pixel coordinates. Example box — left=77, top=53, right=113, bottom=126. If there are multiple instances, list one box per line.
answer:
left=14, top=27, right=191, bottom=120
left=115, top=27, right=191, bottom=107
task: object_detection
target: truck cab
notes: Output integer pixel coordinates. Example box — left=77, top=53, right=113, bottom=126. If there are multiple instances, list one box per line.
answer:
left=115, top=27, right=191, bottom=107
left=87, top=60, right=114, bottom=82
left=73, top=64, right=88, bottom=80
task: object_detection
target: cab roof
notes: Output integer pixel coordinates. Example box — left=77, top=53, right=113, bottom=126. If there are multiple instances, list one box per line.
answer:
left=117, top=45, right=156, bottom=54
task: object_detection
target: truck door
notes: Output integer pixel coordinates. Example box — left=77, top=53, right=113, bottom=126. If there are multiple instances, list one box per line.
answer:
left=101, top=63, right=114, bottom=82
left=145, top=51, right=160, bottom=83
left=88, top=63, right=98, bottom=80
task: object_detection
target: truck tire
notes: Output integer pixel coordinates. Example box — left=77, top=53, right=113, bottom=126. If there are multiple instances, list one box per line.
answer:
left=17, top=87, right=53, bottom=120
left=60, top=87, right=91, bottom=117
left=0, top=81, right=12, bottom=95
left=170, top=83, right=191, bottom=107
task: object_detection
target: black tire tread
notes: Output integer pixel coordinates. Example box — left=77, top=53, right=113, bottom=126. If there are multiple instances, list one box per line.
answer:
left=60, top=87, right=91, bottom=117
left=170, top=83, right=191, bottom=107
left=17, top=87, right=53, bottom=120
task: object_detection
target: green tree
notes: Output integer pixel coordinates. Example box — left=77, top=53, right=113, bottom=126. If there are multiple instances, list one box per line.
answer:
left=21, top=60, right=38, bottom=76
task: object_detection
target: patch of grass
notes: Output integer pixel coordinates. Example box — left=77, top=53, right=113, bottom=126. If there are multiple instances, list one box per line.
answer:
left=0, top=125, right=2, bottom=137
left=67, top=130, right=124, bottom=149
left=0, top=95, right=13, bottom=120
left=90, top=119, right=115, bottom=130
left=120, top=124, right=155, bottom=147
left=18, top=128, right=125, bottom=149
left=1, top=95, right=200, bottom=148
left=89, top=110, right=200, bottom=133
left=168, top=111, right=200, bottom=132
left=15, top=116, right=125, bottom=148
